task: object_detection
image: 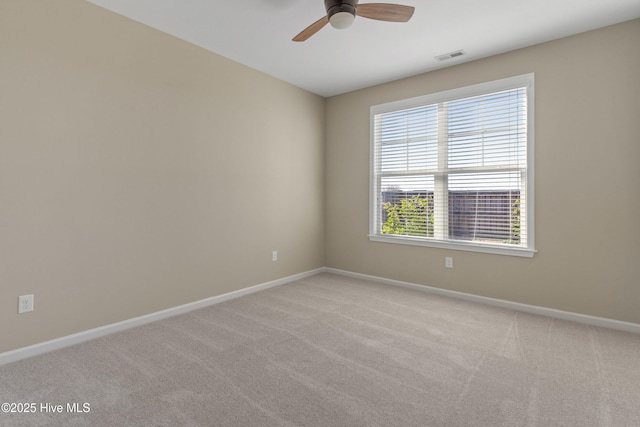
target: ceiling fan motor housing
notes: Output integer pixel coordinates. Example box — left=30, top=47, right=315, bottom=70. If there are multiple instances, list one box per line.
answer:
left=324, top=0, right=358, bottom=18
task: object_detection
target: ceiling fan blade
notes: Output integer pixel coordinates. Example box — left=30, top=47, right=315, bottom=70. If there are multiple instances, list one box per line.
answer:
left=292, top=15, right=329, bottom=42
left=356, top=3, right=415, bottom=22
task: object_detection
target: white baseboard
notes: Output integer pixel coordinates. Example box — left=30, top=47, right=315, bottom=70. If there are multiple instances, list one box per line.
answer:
left=0, top=268, right=324, bottom=366
left=3, top=266, right=638, bottom=366
left=325, top=268, right=640, bottom=335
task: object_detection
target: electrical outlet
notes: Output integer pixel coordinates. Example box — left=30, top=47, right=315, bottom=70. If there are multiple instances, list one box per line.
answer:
left=272, top=250, right=278, bottom=262
left=18, top=294, right=34, bottom=314
left=445, top=257, right=453, bottom=269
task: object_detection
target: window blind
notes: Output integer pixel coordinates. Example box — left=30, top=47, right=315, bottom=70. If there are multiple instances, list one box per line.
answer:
left=370, top=74, right=534, bottom=256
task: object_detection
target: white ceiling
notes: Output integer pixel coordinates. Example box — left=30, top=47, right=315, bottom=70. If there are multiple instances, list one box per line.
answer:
left=87, top=0, right=640, bottom=97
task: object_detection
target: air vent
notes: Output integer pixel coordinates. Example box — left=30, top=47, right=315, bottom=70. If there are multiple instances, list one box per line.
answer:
left=435, top=50, right=465, bottom=62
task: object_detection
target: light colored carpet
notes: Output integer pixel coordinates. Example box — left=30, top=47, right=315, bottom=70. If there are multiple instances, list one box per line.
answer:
left=1, top=272, right=639, bottom=426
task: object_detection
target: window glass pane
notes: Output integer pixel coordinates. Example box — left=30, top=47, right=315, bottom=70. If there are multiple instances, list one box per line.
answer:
left=380, top=176, right=434, bottom=237
left=447, top=172, right=522, bottom=243
left=448, top=89, right=526, bottom=170
left=448, top=189, right=521, bottom=244
left=378, top=105, right=438, bottom=172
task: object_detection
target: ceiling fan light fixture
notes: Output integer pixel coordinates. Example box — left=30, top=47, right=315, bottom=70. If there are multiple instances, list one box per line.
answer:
left=293, top=1, right=414, bottom=42
left=329, top=11, right=356, bottom=29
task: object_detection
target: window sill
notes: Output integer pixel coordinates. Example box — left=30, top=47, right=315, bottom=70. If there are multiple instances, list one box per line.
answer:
left=369, top=234, right=536, bottom=258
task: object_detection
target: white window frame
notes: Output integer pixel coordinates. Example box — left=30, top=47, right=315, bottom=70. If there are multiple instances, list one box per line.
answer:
left=369, top=74, right=536, bottom=257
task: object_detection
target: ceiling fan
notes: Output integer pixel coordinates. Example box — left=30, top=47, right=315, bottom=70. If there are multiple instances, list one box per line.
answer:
left=292, top=1, right=415, bottom=42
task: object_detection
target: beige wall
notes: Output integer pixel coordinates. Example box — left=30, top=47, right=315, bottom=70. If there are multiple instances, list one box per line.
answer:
left=0, top=0, right=325, bottom=352
left=326, top=19, right=640, bottom=324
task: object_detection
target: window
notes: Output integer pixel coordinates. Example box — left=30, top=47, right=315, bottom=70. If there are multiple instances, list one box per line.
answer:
left=370, top=74, right=535, bottom=257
